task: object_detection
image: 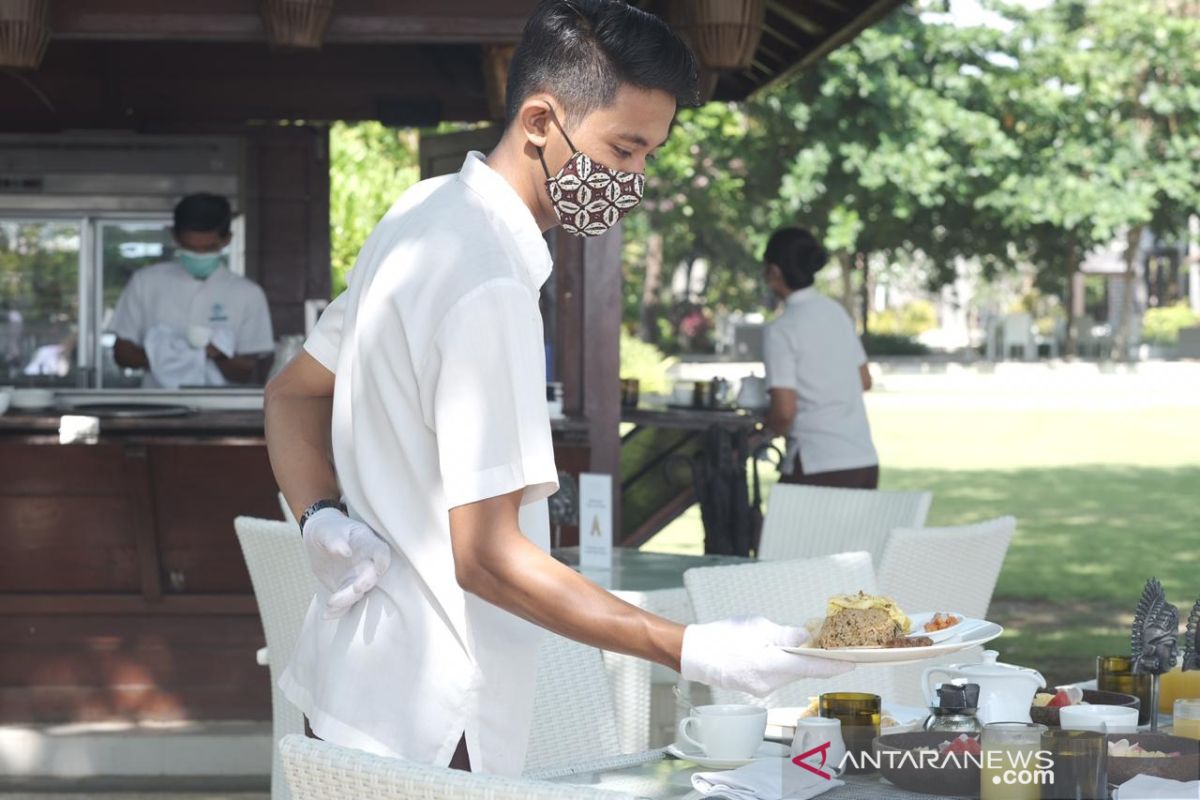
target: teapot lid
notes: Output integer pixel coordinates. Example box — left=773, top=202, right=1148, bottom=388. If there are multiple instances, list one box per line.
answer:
left=955, top=650, right=1042, bottom=678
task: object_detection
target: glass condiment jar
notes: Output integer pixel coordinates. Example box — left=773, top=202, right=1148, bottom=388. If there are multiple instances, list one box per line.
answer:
left=924, top=706, right=983, bottom=734
left=924, top=682, right=983, bottom=734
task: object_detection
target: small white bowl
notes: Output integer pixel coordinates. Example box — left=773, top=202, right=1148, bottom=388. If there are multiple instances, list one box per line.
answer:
left=1059, top=704, right=1139, bottom=734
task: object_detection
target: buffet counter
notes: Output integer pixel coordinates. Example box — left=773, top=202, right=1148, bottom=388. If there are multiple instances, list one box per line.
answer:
left=0, top=395, right=592, bottom=725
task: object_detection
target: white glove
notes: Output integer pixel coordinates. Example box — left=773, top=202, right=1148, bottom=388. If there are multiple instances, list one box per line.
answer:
left=302, top=508, right=392, bottom=619
left=680, top=615, right=854, bottom=697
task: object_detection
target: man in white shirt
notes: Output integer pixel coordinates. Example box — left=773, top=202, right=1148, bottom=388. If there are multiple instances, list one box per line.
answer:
left=110, top=193, right=274, bottom=388
left=265, top=0, right=851, bottom=776
left=761, top=227, right=879, bottom=488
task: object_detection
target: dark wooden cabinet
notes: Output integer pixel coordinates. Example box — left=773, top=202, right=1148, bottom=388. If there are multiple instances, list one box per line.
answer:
left=0, top=411, right=591, bottom=724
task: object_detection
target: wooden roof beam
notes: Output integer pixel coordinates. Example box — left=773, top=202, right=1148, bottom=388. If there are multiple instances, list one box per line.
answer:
left=765, top=0, right=828, bottom=37
left=50, top=0, right=530, bottom=44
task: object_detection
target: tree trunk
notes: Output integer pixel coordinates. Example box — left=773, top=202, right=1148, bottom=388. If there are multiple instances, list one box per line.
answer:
left=1112, top=225, right=1145, bottom=362
left=839, top=251, right=855, bottom=320
left=638, top=233, right=663, bottom=343
left=1064, top=235, right=1080, bottom=360
left=858, top=251, right=871, bottom=335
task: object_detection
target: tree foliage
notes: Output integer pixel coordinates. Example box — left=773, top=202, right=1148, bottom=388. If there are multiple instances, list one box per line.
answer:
left=625, top=0, right=1200, bottom=349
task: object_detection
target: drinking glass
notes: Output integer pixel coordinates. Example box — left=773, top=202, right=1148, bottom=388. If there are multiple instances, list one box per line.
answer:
left=1096, top=655, right=1152, bottom=725
left=980, top=721, right=1047, bottom=800
left=819, top=692, right=880, bottom=775
left=1174, top=698, right=1200, bottom=741
left=1041, top=727, right=1107, bottom=800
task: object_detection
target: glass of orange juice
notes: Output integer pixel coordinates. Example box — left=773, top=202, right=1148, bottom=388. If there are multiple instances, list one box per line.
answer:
left=1174, top=698, right=1200, bottom=740
left=1159, top=666, right=1200, bottom=714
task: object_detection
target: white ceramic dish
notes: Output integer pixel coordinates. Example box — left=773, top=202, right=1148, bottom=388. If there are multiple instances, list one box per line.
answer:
left=0, top=389, right=10, bottom=416
left=785, top=619, right=1004, bottom=665
left=907, top=611, right=970, bottom=643
left=766, top=703, right=927, bottom=741
left=10, top=388, right=56, bottom=410
left=1059, top=704, right=1139, bottom=734
left=665, top=740, right=788, bottom=769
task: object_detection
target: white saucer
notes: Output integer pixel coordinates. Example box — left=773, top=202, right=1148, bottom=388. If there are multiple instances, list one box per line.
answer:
left=665, top=740, right=789, bottom=769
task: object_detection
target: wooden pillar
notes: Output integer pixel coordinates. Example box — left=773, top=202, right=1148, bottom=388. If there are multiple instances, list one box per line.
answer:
left=244, top=124, right=332, bottom=336
left=582, top=225, right=623, bottom=525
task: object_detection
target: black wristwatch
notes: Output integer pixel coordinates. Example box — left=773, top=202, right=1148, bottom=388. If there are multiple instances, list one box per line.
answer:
left=298, top=498, right=346, bottom=535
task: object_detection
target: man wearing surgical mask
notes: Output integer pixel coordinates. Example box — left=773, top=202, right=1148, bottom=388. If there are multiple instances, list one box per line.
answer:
left=265, top=0, right=851, bottom=777
left=110, top=193, right=274, bottom=387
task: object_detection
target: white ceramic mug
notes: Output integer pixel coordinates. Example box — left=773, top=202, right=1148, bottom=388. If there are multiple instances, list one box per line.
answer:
left=1059, top=704, right=1138, bottom=734
left=677, top=704, right=768, bottom=760
left=790, top=716, right=847, bottom=776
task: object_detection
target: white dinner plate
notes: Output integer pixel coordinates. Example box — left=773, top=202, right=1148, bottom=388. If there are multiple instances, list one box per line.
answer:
left=784, top=618, right=1003, bottom=664
left=665, top=740, right=789, bottom=770
left=906, top=611, right=969, bottom=643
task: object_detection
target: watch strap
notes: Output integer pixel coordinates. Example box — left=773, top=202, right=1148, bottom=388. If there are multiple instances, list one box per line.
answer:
left=298, top=498, right=346, bottom=535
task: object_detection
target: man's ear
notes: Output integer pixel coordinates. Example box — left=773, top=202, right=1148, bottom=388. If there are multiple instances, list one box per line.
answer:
left=517, top=94, right=556, bottom=150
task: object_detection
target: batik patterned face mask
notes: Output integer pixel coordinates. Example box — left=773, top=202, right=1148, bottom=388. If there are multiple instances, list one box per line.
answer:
left=539, top=126, right=645, bottom=237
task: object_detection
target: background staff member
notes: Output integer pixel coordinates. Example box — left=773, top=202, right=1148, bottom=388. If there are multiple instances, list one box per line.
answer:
left=762, top=227, right=880, bottom=489
left=265, top=0, right=850, bottom=778
left=110, top=193, right=274, bottom=387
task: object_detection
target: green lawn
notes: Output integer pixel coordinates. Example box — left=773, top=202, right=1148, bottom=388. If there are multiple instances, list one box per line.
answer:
left=642, top=395, right=1200, bottom=686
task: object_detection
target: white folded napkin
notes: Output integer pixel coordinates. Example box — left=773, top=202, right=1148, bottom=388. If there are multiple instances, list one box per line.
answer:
left=210, top=325, right=236, bottom=358
left=692, top=756, right=844, bottom=800
left=144, top=325, right=206, bottom=389
left=1114, top=774, right=1200, bottom=800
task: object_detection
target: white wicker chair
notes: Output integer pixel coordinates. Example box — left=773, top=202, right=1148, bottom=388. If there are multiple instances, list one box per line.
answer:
left=279, top=491, right=298, bottom=525
left=235, top=516, right=320, bottom=800
left=682, top=552, right=895, bottom=707
left=524, top=633, right=623, bottom=774
left=877, top=516, right=1017, bottom=705
left=877, top=516, right=1015, bottom=622
left=281, top=735, right=638, bottom=800
left=757, top=484, right=932, bottom=564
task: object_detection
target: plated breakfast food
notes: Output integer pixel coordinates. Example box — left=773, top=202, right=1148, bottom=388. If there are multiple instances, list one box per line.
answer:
left=787, top=591, right=1004, bottom=664
left=813, top=591, right=934, bottom=649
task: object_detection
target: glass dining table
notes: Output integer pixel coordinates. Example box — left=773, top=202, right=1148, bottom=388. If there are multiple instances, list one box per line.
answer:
left=539, top=752, right=965, bottom=800
left=551, top=546, right=753, bottom=752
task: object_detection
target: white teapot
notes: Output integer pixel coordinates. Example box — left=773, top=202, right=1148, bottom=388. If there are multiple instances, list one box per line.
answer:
left=736, top=375, right=768, bottom=410
left=922, top=650, right=1045, bottom=725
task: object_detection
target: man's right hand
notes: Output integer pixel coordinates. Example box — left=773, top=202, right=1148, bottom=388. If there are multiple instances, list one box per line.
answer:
left=680, top=615, right=854, bottom=697
left=302, top=508, right=392, bottom=619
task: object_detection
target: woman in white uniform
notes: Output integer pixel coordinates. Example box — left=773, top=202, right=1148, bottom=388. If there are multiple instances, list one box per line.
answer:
left=762, top=227, right=879, bottom=489
left=264, top=0, right=852, bottom=776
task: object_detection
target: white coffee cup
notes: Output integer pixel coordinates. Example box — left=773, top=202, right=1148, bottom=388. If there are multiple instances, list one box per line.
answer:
left=188, top=325, right=212, bottom=349
left=790, top=716, right=847, bottom=776
left=1060, top=704, right=1137, bottom=734
left=677, top=704, right=768, bottom=760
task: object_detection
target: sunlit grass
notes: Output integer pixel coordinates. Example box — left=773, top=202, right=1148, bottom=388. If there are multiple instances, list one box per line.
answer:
left=641, top=396, right=1200, bottom=685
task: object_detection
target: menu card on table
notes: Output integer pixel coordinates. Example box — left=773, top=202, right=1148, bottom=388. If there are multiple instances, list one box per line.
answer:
left=579, top=472, right=613, bottom=577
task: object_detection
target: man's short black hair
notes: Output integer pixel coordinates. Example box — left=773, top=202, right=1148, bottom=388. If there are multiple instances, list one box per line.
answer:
left=505, top=0, right=700, bottom=127
left=764, top=227, right=829, bottom=291
left=174, top=193, right=232, bottom=237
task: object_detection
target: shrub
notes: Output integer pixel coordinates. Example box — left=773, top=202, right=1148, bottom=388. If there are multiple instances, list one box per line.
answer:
left=1141, top=303, right=1200, bottom=346
left=862, top=332, right=930, bottom=356
left=870, top=300, right=938, bottom=337
left=619, top=328, right=677, bottom=395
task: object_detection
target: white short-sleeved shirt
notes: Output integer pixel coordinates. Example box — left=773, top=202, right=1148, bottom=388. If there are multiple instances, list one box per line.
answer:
left=763, top=288, right=877, bottom=475
left=279, top=152, right=558, bottom=777
left=108, top=262, right=274, bottom=387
